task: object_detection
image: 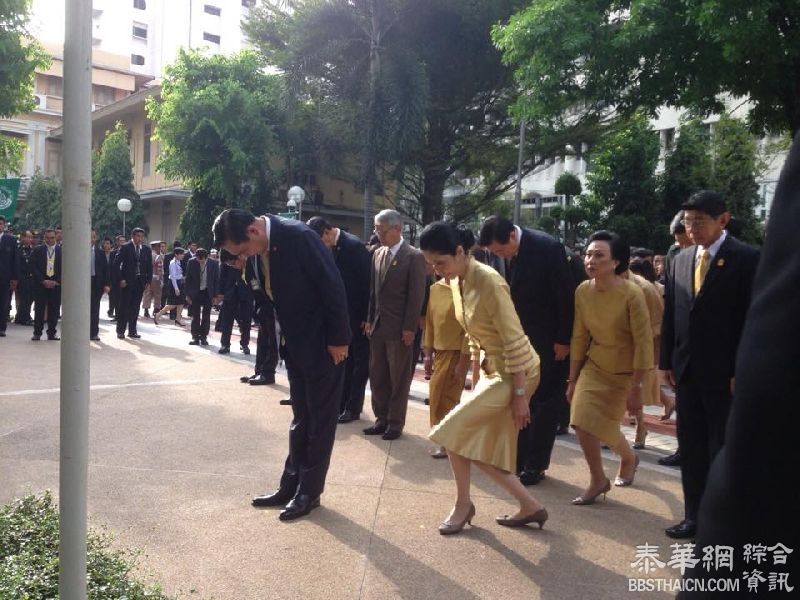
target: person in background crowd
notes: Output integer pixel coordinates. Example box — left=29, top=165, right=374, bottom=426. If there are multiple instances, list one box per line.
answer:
left=632, top=247, right=655, bottom=264
left=184, top=248, right=220, bottom=346
left=90, top=229, right=111, bottom=341
left=155, top=247, right=186, bottom=326
left=162, top=240, right=182, bottom=321
left=54, top=225, right=63, bottom=246
left=0, top=215, right=18, bottom=337
left=216, top=249, right=252, bottom=355
left=141, top=240, right=164, bottom=318
left=568, top=231, right=652, bottom=505
left=114, top=227, right=152, bottom=340
left=13, top=230, right=35, bottom=326
left=209, top=248, right=219, bottom=262
left=653, top=254, right=666, bottom=286
left=108, top=234, right=126, bottom=320
left=421, top=222, right=547, bottom=535
left=30, top=228, right=61, bottom=341
left=660, top=191, right=760, bottom=540
left=242, top=253, right=279, bottom=385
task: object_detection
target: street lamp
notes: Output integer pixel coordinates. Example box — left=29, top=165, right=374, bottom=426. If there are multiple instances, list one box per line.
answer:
left=117, top=198, right=132, bottom=237
left=287, top=185, right=305, bottom=221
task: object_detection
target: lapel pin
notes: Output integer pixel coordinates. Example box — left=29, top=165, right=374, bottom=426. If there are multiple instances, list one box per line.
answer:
left=717, top=258, right=725, bottom=267
left=392, top=260, right=398, bottom=266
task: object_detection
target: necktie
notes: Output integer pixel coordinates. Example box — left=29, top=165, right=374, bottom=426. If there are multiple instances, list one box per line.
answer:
left=694, top=248, right=710, bottom=296
left=46, top=246, right=55, bottom=278
left=259, top=253, right=273, bottom=300
left=380, top=247, right=392, bottom=280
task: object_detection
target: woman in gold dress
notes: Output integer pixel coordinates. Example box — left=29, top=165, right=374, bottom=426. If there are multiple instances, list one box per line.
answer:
left=568, top=231, right=653, bottom=505
left=423, top=273, right=471, bottom=459
left=420, top=222, right=547, bottom=535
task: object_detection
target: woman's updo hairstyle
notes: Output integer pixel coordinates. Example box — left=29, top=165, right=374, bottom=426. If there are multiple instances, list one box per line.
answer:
left=419, top=222, right=475, bottom=256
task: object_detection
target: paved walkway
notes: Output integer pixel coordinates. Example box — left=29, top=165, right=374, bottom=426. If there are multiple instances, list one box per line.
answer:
left=1, top=308, right=683, bottom=599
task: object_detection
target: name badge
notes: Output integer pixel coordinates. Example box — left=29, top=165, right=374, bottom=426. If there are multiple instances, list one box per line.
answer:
left=250, top=278, right=261, bottom=291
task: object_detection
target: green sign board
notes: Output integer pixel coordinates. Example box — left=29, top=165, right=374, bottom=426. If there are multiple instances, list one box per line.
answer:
left=277, top=211, right=299, bottom=220
left=0, top=178, right=20, bottom=221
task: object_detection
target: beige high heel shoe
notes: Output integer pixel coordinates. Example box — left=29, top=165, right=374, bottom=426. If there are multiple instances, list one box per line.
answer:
left=439, top=503, right=476, bottom=535
left=495, top=508, right=549, bottom=529
left=572, top=478, right=611, bottom=505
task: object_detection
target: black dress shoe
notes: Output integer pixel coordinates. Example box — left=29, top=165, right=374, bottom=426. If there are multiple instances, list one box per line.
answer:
left=241, top=345, right=251, bottom=355
left=279, top=398, right=292, bottom=406
left=658, top=451, right=681, bottom=467
left=665, top=519, right=697, bottom=539
left=249, top=374, right=275, bottom=385
left=200, top=337, right=209, bottom=346
left=0, top=331, right=5, bottom=337
left=555, top=425, right=569, bottom=436
left=240, top=375, right=252, bottom=383
left=90, top=336, right=101, bottom=341
left=143, top=309, right=150, bottom=318
left=117, top=333, right=125, bottom=339
left=47, top=335, right=60, bottom=341
left=31, top=335, right=41, bottom=341
left=519, top=470, right=546, bottom=486
left=189, top=339, right=200, bottom=345
left=363, top=424, right=387, bottom=436
left=279, top=495, right=320, bottom=521
left=128, top=333, right=141, bottom=339
left=252, top=488, right=294, bottom=508
left=218, top=346, right=230, bottom=354
left=381, top=429, right=401, bottom=441
left=338, top=411, right=360, bottom=424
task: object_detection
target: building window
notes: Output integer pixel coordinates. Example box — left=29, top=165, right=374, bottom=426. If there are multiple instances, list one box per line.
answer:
left=131, top=54, right=145, bottom=65
left=204, top=5, right=221, bottom=16
left=44, top=75, right=63, bottom=97
left=203, top=32, right=221, bottom=44
left=242, top=0, right=255, bottom=7
left=93, top=85, right=116, bottom=107
left=133, top=0, right=146, bottom=9
left=132, top=22, right=148, bottom=39
left=143, top=123, right=152, bottom=176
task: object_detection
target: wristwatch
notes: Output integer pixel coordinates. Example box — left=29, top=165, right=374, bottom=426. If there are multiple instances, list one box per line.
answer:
left=513, top=387, right=527, bottom=397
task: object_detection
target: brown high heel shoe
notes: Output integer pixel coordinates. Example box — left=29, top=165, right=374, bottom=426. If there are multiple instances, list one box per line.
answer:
left=496, top=507, right=548, bottom=529
left=572, top=478, right=611, bottom=505
left=439, top=503, right=476, bottom=536
left=614, top=455, right=641, bottom=487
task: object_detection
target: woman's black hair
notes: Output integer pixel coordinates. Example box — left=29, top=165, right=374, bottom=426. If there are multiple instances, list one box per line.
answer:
left=629, top=257, right=657, bottom=282
left=586, top=230, right=629, bottom=275
left=419, top=222, right=475, bottom=256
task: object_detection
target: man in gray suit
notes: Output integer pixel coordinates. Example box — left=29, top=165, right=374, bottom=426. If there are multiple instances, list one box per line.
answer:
left=364, top=210, right=427, bottom=440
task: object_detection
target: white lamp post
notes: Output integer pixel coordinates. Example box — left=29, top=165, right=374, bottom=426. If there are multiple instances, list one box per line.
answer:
left=287, top=185, right=306, bottom=221
left=117, top=197, right=132, bottom=237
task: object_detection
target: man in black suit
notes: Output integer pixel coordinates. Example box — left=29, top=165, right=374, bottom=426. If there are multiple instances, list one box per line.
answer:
left=242, top=253, right=279, bottom=385
left=660, top=191, right=760, bottom=539
left=213, top=208, right=351, bottom=521
left=479, top=216, right=576, bottom=485
left=114, top=227, right=152, bottom=339
left=30, top=228, right=61, bottom=341
left=13, top=230, right=35, bottom=326
left=307, top=217, right=371, bottom=423
left=678, top=137, right=799, bottom=599
left=217, top=249, right=252, bottom=355
left=108, top=234, right=126, bottom=319
left=184, top=248, right=220, bottom=346
left=90, top=229, right=111, bottom=341
left=0, top=215, right=18, bottom=337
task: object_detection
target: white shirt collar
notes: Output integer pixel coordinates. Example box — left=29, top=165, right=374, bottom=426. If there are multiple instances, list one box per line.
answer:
left=388, top=238, right=404, bottom=258
left=699, top=229, right=727, bottom=260
left=334, top=228, right=341, bottom=246
left=262, top=215, right=271, bottom=252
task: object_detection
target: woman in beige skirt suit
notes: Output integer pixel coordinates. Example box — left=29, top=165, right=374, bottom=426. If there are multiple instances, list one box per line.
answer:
left=420, top=222, right=547, bottom=535
left=568, top=231, right=653, bottom=505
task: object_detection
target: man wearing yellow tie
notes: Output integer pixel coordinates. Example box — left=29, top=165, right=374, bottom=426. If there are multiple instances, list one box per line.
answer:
left=660, top=191, right=760, bottom=539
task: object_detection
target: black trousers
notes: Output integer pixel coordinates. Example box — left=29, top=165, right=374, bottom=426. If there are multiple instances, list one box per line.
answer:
left=219, top=296, right=252, bottom=348
left=116, top=280, right=145, bottom=335
left=254, top=305, right=278, bottom=376
left=90, top=278, right=103, bottom=337
left=516, top=355, right=569, bottom=474
left=108, top=283, right=118, bottom=316
left=14, top=277, right=33, bottom=324
left=0, top=280, right=10, bottom=332
left=33, top=283, right=61, bottom=336
left=278, top=345, right=345, bottom=498
left=676, top=379, right=732, bottom=521
left=340, top=331, right=370, bottom=415
left=190, top=290, right=211, bottom=339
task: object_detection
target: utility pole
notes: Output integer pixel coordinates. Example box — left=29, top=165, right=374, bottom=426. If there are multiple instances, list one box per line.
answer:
left=60, top=1, right=92, bottom=598
left=513, top=118, right=526, bottom=226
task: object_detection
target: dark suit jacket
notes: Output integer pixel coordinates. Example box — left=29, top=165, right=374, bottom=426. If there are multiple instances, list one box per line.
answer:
left=368, top=240, right=427, bottom=340
left=184, top=257, right=220, bottom=302
left=218, top=262, right=239, bottom=302
left=114, top=241, right=153, bottom=287
left=92, top=246, right=111, bottom=294
left=660, top=235, right=760, bottom=388
left=508, top=228, right=576, bottom=356
left=333, top=230, right=371, bottom=336
left=30, top=244, right=62, bottom=285
left=261, top=215, right=351, bottom=370
left=0, top=232, right=18, bottom=282
left=679, top=136, right=800, bottom=599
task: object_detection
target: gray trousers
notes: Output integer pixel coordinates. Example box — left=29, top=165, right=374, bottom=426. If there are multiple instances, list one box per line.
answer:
left=369, top=337, right=414, bottom=431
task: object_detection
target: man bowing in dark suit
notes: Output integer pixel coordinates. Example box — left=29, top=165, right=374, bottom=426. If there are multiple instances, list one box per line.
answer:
left=213, top=208, right=351, bottom=521
left=90, top=229, right=111, bottom=341
left=184, top=248, right=220, bottom=346
left=479, top=216, right=576, bottom=485
left=114, top=227, right=152, bottom=339
left=307, top=217, right=372, bottom=423
left=660, top=191, right=760, bottom=539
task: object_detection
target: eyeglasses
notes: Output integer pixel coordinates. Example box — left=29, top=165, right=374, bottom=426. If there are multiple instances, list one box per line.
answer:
left=680, top=218, right=712, bottom=228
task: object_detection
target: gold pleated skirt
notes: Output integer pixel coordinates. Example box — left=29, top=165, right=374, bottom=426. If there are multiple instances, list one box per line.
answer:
left=570, top=360, right=633, bottom=447
left=429, top=355, right=539, bottom=473
left=641, top=368, right=660, bottom=406
left=429, top=350, right=466, bottom=427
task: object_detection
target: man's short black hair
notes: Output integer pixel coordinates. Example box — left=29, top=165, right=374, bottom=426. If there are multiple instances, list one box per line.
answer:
left=306, top=216, right=333, bottom=237
left=478, top=215, right=515, bottom=246
left=681, top=190, right=727, bottom=217
left=173, top=240, right=182, bottom=248
left=103, top=237, right=113, bottom=244
left=587, top=230, right=630, bottom=275
left=196, top=248, right=208, bottom=259
left=212, top=209, right=256, bottom=247
left=0, top=216, right=6, bottom=223
left=131, top=227, right=145, bottom=236
left=219, top=248, right=237, bottom=262
left=632, top=247, right=654, bottom=259
left=174, top=247, right=185, bottom=256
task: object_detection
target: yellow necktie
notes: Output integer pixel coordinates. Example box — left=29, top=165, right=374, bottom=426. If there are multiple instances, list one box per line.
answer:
left=259, top=253, right=273, bottom=300
left=694, top=248, right=710, bottom=296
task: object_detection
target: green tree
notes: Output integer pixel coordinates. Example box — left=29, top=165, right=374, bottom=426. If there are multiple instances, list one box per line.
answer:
left=0, top=0, right=49, bottom=173
left=659, top=118, right=712, bottom=219
left=177, top=188, right=221, bottom=249
left=147, top=50, right=284, bottom=212
left=15, top=172, right=61, bottom=232
left=91, top=125, right=145, bottom=239
left=493, top=0, right=800, bottom=135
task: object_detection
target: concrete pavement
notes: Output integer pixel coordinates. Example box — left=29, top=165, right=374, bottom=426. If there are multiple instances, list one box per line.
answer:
left=1, top=308, right=683, bottom=599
